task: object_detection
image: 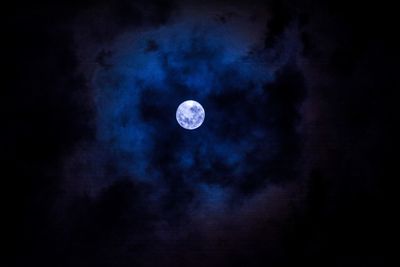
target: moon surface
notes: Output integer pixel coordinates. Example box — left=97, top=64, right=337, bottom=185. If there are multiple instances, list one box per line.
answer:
left=176, top=100, right=205, bottom=130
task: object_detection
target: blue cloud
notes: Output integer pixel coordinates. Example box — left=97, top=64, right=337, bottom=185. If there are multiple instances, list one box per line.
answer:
left=77, top=10, right=305, bottom=212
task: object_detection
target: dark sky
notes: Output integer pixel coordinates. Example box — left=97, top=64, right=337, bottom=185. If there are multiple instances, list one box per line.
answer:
left=5, top=0, right=395, bottom=266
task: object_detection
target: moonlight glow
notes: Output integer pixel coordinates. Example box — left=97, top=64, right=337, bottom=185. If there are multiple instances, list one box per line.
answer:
left=176, top=100, right=205, bottom=130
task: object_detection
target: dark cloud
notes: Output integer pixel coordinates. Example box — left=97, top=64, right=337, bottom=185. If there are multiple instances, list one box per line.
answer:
left=6, top=0, right=394, bottom=266
left=264, top=0, right=294, bottom=48
left=60, top=2, right=306, bottom=264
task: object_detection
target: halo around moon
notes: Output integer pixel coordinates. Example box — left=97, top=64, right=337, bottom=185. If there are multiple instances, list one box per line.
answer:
left=176, top=100, right=205, bottom=130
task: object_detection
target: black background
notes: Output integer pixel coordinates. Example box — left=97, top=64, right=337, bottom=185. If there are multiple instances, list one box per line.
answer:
left=4, top=0, right=395, bottom=266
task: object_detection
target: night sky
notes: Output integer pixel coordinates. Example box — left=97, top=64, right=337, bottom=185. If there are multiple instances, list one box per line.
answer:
left=5, top=0, right=395, bottom=266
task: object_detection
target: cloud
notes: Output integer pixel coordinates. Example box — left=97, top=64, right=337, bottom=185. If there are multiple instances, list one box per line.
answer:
left=62, top=0, right=307, bottom=221
left=8, top=1, right=392, bottom=266
left=59, top=1, right=308, bottom=265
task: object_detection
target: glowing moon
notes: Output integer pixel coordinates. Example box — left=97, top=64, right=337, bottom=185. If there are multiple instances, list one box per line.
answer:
left=176, top=100, right=205, bottom=130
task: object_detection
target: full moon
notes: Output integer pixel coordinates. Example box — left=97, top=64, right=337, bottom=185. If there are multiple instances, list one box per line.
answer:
left=176, top=100, right=205, bottom=130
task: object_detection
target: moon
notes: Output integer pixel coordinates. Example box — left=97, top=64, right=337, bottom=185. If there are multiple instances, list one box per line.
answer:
left=176, top=100, right=205, bottom=130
